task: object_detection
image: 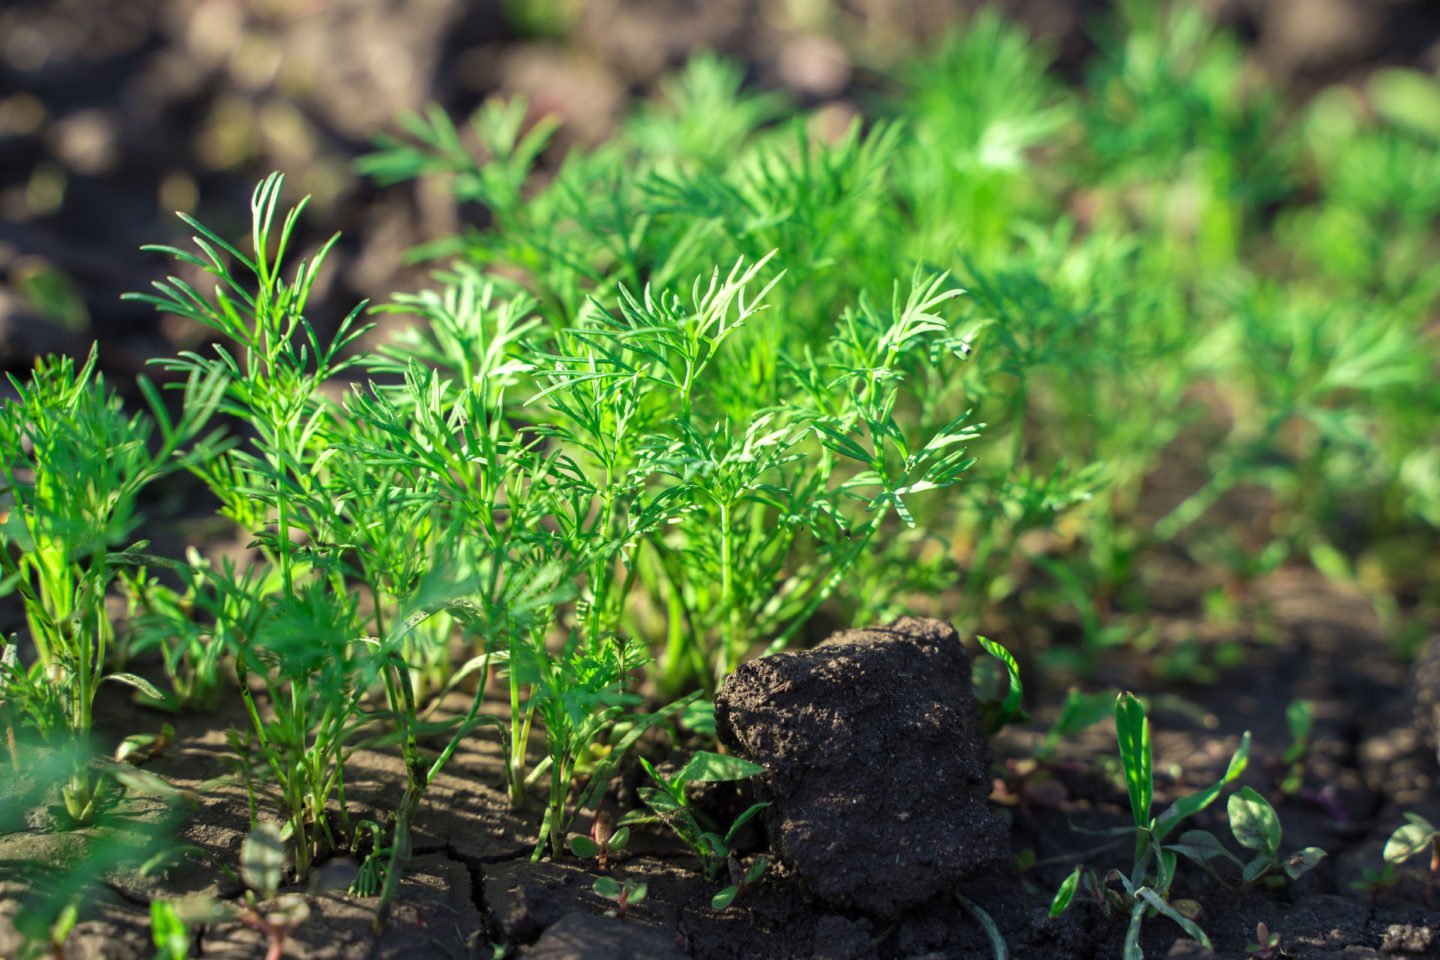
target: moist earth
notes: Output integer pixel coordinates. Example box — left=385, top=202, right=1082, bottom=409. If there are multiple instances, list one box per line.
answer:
left=4, top=567, right=1440, bottom=958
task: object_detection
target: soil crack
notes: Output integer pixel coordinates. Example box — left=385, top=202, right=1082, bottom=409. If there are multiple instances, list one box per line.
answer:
left=102, top=879, right=154, bottom=911
left=432, top=843, right=500, bottom=951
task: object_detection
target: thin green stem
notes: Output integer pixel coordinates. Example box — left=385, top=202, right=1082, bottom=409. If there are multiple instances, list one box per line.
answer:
left=768, top=511, right=886, bottom=654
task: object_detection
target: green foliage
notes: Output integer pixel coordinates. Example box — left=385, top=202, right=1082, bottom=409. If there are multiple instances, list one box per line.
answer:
left=354, top=1, right=1440, bottom=673
left=620, top=750, right=769, bottom=887
left=150, top=899, right=191, bottom=960
left=570, top=811, right=631, bottom=871
left=1227, top=787, right=1326, bottom=885
left=955, top=892, right=1010, bottom=960
left=1052, top=693, right=1256, bottom=956
left=1247, top=921, right=1282, bottom=960
left=1384, top=812, right=1440, bottom=866
left=4, top=0, right=1439, bottom=939
left=1, top=745, right=192, bottom=960
left=1049, top=866, right=1081, bottom=918
left=167, top=822, right=330, bottom=960
left=592, top=875, right=647, bottom=918
left=1115, top=693, right=1154, bottom=831
left=1036, top=688, right=1114, bottom=764
left=976, top=636, right=1027, bottom=734
left=1382, top=812, right=1440, bottom=905
left=1351, top=862, right=1399, bottom=902
left=711, top=854, right=769, bottom=911
left=0, top=345, right=224, bottom=821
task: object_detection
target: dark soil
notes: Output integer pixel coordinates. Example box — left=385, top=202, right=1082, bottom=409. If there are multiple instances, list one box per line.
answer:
left=4, top=563, right=1439, bottom=958
left=5, top=2, right=1440, bottom=958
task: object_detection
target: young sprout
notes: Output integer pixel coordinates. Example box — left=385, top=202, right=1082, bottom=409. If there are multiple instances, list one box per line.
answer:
left=163, top=823, right=352, bottom=960
left=711, top=853, right=769, bottom=910
left=1052, top=693, right=1255, bottom=956
left=350, top=820, right=393, bottom=899
left=1247, top=921, right=1281, bottom=959
left=1222, top=787, right=1326, bottom=889
left=1049, top=865, right=1081, bottom=918
left=151, top=900, right=193, bottom=960
left=113, top=723, right=175, bottom=765
left=975, top=636, right=1026, bottom=735
left=24, top=900, right=78, bottom=960
left=570, top=811, right=631, bottom=872
left=619, top=750, right=769, bottom=884
left=1350, top=863, right=1399, bottom=905
left=1035, top=688, right=1115, bottom=765
left=1382, top=812, right=1440, bottom=906
left=1271, top=699, right=1314, bottom=796
left=954, top=893, right=1008, bottom=960
left=592, top=876, right=647, bottom=919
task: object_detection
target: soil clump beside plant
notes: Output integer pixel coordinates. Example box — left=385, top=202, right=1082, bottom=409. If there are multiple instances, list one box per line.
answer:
left=3, top=570, right=1440, bottom=958
left=5, top=1, right=1440, bottom=957
left=714, top=616, right=1007, bottom=916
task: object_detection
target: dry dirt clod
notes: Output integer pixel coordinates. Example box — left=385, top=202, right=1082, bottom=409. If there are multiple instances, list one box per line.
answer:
left=715, top=616, right=1008, bottom=919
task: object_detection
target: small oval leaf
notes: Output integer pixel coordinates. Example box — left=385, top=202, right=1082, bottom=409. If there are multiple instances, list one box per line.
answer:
left=1284, top=847, right=1327, bottom=879
left=1049, top=866, right=1081, bottom=918
left=1228, top=787, right=1281, bottom=856
left=711, top=886, right=739, bottom=911
left=1384, top=819, right=1439, bottom=864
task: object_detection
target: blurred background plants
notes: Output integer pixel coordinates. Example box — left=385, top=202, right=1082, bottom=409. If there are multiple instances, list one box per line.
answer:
left=1, top=0, right=1438, bottom=951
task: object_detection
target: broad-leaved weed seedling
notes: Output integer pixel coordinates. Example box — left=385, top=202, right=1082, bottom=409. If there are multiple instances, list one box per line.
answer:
left=1272, top=699, right=1315, bottom=796
left=570, top=811, right=630, bottom=872
left=1247, top=921, right=1282, bottom=960
left=620, top=750, right=769, bottom=887
left=1165, top=786, right=1326, bottom=891
left=1351, top=862, right=1400, bottom=904
left=712, top=853, right=769, bottom=911
left=593, top=876, right=647, bottom=919
left=1051, top=693, right=1253, bottom=958
left=1382, top=812, right=1440, bottom=906
left=163, top=823, right=355, bottom=960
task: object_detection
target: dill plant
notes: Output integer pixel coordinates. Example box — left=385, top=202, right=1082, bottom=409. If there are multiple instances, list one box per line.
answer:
left=126, top=174, right=381, bottom=878
left=0, top=3, right=1432, bottom=947
left=120, top=167, right=989, bottom=887
left=358, top=56, right=1024, bottom=685
left=128, top=176, right=582, bottom=885
left=0, top=349, right=224, bottom=822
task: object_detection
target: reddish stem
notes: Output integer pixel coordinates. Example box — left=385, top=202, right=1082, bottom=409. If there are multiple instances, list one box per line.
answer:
left=1427, top=840, right=1439, bottom=909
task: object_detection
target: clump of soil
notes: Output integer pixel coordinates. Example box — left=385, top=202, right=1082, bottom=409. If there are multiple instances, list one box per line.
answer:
left=4, top=574, right=1440, bottom=958
left=715, top=616, right=1007, bottom=917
